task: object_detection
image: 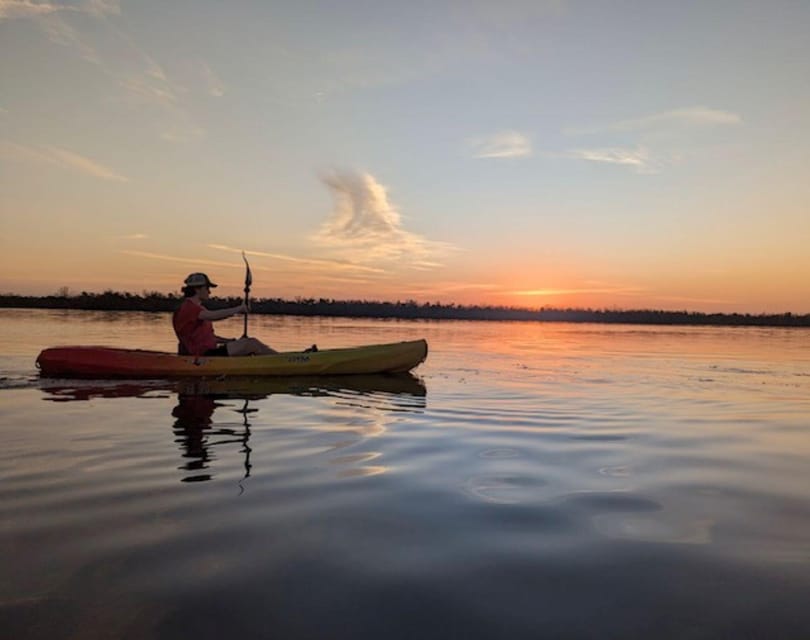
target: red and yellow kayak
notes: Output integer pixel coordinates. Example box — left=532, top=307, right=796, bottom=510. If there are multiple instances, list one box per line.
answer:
left=37, top=339, right=428, bottom=378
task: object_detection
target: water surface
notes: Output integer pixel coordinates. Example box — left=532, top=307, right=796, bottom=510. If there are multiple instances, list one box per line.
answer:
left=1, top=309, right=809, bottom=639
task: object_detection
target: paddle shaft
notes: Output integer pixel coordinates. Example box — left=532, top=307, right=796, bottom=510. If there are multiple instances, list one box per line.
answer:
left=242, top=288, right=249, bottom=338
left=242, top=251, right=252, bottom=338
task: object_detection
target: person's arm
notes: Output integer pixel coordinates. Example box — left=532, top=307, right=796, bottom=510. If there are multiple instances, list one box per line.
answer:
left=198, top=303, right=247, bottom=321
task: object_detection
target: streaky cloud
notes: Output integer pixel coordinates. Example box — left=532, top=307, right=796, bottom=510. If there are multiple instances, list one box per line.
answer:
left=84, top=0, right=119, bottom=17
left=40, top=144, right=128, bottom=181
left=40, top=12, right=101, bottom=64
left=201, top=63, right=225, bottom=97
left=566, top=146, right=659, bottom=174
left=422, top=281, right=500, bottom=293
left=1, top=141, right=128, bottom=181
left=32, top=2, right=122, bottom=69
left=117, top=54, right=185, bottom=110
left=0, top=0, right=118, bottom=21
left=118, top=59, right=203, bottom=142
left=511, top=285, right=646, bottom=296
left=0, top=0, right=71, bottom=20
left=654, top=295, right=736, bottom=306
left=120, top=250, right=246, bottom=271
left=566, top=107, right=743, bottom=135
left=160, top=124, right=205, bottom=142
left=207, top=244, right=386, bottom=274
left=313, top=170, right=455, bottom=267
left=22, top=1, right=203, bottom=144
left=470, top=130, right=532, bottom=159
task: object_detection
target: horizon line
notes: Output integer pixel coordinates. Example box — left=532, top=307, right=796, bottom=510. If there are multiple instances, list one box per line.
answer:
left=0, top=290, right=808, bottom=319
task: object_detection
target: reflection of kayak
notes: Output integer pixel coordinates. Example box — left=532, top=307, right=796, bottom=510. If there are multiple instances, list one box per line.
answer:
left=36, top=340, right=428, bottom=378
left=176, top=373, right=427, bottom=398
left=40, top=372, right=427, bottom=401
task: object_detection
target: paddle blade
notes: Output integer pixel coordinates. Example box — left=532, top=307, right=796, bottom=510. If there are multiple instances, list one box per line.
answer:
left=242, top=251, right=252, bottom=287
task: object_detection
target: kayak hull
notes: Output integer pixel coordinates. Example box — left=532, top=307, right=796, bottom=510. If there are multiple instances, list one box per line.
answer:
left=36, top=339, right=428, bottom=378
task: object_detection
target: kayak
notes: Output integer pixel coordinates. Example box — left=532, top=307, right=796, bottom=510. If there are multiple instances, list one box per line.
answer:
left=36, top=339, right=428, bottom=378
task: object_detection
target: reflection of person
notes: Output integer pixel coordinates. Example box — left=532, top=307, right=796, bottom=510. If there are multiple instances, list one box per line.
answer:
left=172, top=272, right=276, bottom=356
left=171, top=391, right=253, bottom=485
left=171, top=393, right=218, bottom=482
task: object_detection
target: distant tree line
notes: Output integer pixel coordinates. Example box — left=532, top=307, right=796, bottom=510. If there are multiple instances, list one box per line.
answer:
left=1, top=290, right=808, bottom=327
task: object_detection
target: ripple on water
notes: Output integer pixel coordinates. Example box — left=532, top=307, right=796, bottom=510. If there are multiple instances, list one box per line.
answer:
left=562, top=491, right=662, bottom=513
left=477, top=447, right=521, bottom=459
left=598, top=465, right=633, bottom=477
left=558, top=491, right=717, bottom=545
left=464, top=474, right=548, bottom=504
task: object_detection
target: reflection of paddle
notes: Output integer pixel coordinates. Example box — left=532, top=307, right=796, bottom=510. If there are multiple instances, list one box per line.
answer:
left=237, top=399, right=253, bottom=495
left=242, top=250, right=252, bottom=339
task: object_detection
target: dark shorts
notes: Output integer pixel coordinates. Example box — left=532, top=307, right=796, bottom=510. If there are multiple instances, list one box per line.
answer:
left=203, top=345, right=229, bottom=357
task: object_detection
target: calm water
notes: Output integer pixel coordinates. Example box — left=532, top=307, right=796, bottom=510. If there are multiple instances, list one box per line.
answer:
left=1, top=309, right=809, bottom=639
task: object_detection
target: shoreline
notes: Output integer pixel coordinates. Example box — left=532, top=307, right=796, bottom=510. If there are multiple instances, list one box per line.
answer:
left=2, top=293, right=809, bottom=328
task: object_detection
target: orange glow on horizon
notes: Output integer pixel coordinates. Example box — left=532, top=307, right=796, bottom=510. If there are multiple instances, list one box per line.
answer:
left=2, top=242, right=809, bottom=314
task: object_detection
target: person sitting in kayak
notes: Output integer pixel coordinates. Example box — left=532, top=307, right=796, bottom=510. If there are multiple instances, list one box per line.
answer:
left=173, top=273, right=277, bottom=357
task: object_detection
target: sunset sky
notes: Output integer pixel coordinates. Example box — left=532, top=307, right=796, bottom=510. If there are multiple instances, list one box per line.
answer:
left=2, top=1, right=809, bottom=312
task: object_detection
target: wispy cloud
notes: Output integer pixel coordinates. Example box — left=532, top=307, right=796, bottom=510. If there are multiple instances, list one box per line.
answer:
left=0, top=0, right=118, bottom=21
left=111, top=52, right=204, bottom=143
left=159, top=123, right=205, bottom=143
left=419, top=281, right=500, bottom=294
left=207, top=244, right=386, bottom=274
left=118, top=233, right=148, bottom=240
left=511, top=284, right=646, bottom=297
left=119, top=57, right=208, bottom=141
left=201, top=63, right=225, bottom=97
left=313, top=171, right=455, bottom=267
left=84, top=0, right=119, bottom=17
left=39, top=144, right=128, bottom=181
left=470, top=130, right=532, bottom=159
left=10, top=1, right=203, bottom=143
left=119, top=250, right=244, bottom=271
left=119, top=73, right=179, bottom=108
left=0, top=0, right=70, bottom=20
left=566, top=145, right=660, bottom=174
left=1, top=141, right=128, bottom=181
left=653, top=295, right=736, bottom=306
left=566, top=107, right=743, bottom=136
left=28, top=1, right=120, bottom=66
left=560, top=106, right=742, bottom=174
left=121, top=248, right=390, bottom=298
left=39, top=12, right=101, bottom=63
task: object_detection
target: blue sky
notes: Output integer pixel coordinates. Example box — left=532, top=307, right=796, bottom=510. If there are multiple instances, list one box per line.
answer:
left=2, top=0, right=809, bottom=311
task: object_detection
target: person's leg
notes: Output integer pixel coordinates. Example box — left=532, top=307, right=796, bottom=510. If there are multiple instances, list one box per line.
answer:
left=226, top=337, right=277, bottom=356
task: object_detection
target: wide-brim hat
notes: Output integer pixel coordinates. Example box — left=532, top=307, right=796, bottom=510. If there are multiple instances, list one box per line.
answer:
left=184, top=273, right=218, bottom=288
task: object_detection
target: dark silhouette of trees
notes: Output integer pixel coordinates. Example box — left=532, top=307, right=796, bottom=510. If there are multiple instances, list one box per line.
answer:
left=1, top=290, right=808, bottom=327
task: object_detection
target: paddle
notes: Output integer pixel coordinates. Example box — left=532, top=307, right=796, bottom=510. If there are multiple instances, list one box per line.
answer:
left=242, top=251, right=252, bottom=338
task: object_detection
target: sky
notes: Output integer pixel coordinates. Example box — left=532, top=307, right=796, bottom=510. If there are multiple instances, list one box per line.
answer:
left=1, top=0, right=809, bottom=312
